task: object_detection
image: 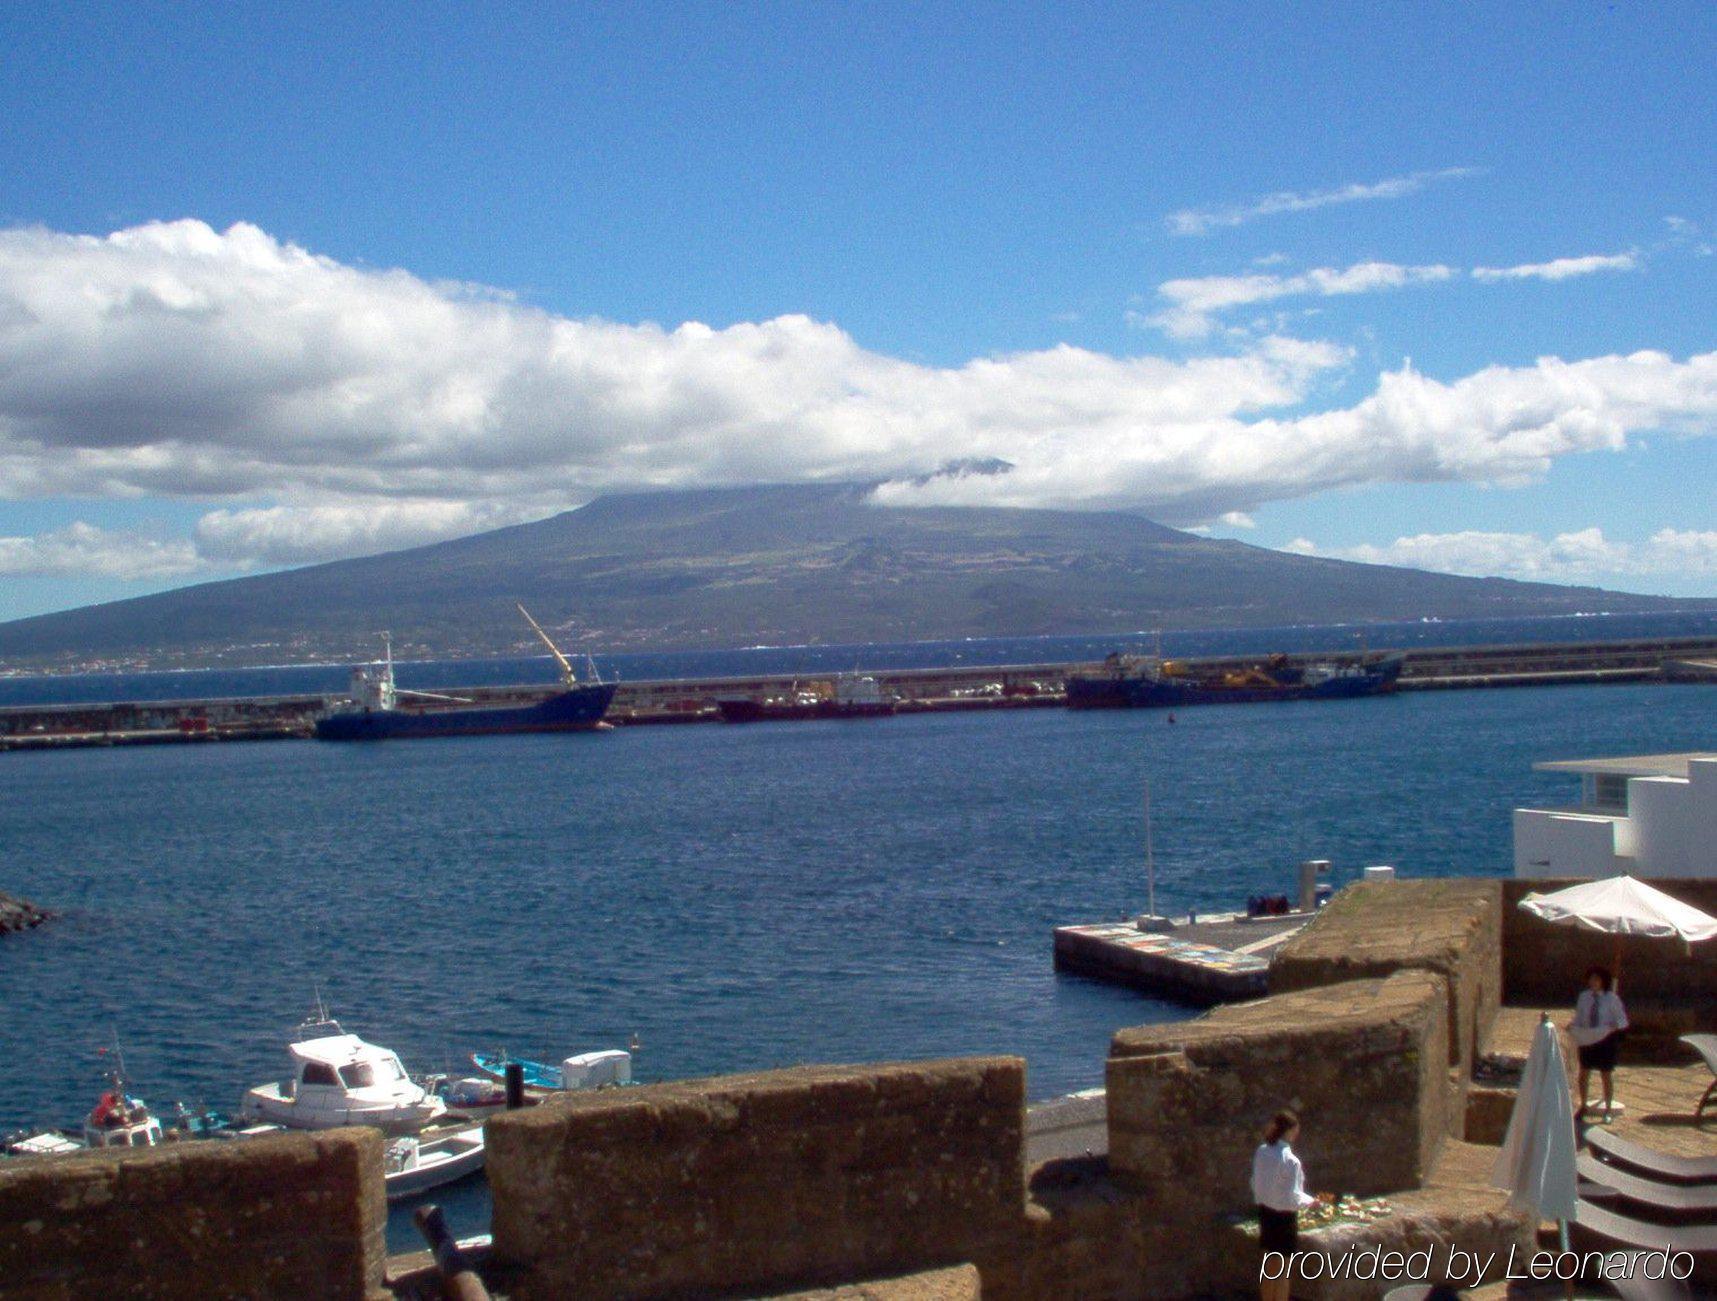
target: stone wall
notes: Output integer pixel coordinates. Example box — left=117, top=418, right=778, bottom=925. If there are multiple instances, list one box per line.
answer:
left=1106, top=971, right=1452, bottom=1216
left=486, top=1058, right=1024, bottom=1301
left=0, top=1128, right=387, bottom=1300
left=1273, top=879, right=1501, bottom=1072
left=1502, top=877, right=1717, bottom=1049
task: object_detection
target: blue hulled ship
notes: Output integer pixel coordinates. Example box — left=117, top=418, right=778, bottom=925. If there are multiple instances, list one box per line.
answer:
left=314, top=608, right=616, bottom=741
left=1065, top=650, right=1404, bottom=710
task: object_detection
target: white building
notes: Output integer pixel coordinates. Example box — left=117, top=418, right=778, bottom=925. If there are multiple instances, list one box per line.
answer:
left=1514, top=752, right=1717, bottom=879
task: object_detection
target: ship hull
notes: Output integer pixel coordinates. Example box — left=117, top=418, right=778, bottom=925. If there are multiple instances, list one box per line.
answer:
left=314, top=684, right=617, bottom=740
left=716, top=699, right=897, bottom=724
left=1066, top=660, right=1402, bottom=710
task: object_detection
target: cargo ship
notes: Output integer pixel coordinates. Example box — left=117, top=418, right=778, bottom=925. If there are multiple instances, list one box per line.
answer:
left=716, top=673, right=898, bottom=723
left=1065, top=651, right=1404, bottom=710
left=313, top=608, right=616, bottom=741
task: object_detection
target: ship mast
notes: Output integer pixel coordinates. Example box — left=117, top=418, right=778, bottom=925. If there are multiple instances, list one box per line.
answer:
left=517, top=603, right=578, bottom=687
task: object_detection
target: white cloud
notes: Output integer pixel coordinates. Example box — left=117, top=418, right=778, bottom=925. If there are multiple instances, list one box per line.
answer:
left=194, top=500, right=543, bottom=566
left=1472, top=252, right=1637, bottom=282
left=0, top=522, right=202, bottom=579
left=1284, top=527, right=1717, bottom=580
left=1148, top=262, right=1454, bottom=339
left=1, top=220, right=1716, bottom=571
left=1165, top=168, right=1479, bottom=236
left=1217, top=511, right=1256, bottom=529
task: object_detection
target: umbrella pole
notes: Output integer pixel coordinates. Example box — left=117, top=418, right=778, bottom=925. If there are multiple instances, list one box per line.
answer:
left=1559, top=1218, right=1573, bottom=1299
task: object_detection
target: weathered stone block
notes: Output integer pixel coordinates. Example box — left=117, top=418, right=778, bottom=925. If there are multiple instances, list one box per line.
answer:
left=488, top=1058, right=1024, bottom=1300
left=1107, top=971, right=1450, bottom=1213
left=754, top=1263, right=982, bottom=1300
left=0, top=1128, right=387, bottom=1300
left=1273, top=878, right=1502, bottom=1132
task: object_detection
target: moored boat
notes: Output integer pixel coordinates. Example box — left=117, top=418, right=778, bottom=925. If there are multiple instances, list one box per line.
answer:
left=1066, top=651, right=1405, bottom=709
left=4, top=1055, right=168, bottom=1158
left=716, top=673, right=898, bottom=723
left=240, top=1010, right=447, bottom=1134
left=314, top=607, right=616, bottom=741
left=383, top=1124, right=486, bottom=1202
left=470, top=1047, right=632, bottom=1094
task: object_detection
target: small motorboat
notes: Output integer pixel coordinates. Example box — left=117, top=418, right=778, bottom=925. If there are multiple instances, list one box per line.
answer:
left=433, top=1075, right=512, bottom=1113
left=4, top=1054, right=166, bottom=1158
left=241, top=1009, right=446, bottom=1135
left=83, top=1081, right=165, bottom=1150
left=471, top=1048, right=632, bottom=1093
left=383, top=1125, right=486, bottom=1202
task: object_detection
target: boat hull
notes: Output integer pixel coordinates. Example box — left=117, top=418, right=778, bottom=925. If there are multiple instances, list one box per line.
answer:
left=1066, top=659, right=1403, bottom=709
left=716, top=699, right=897, bottom=723
left=315, top=683, right=617, bottom=741
left=240, top=1082, right=447, bottom=1135
left=471, top=1052, right=561, bottom=1092
left=384, top=1126, right=486, bottom=1202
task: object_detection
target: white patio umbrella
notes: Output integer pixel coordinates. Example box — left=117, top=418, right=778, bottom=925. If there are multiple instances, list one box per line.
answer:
left=1518, top=875, right=1717, bottom=943
left=1492, top=1015, right=1579, bottom=1257
left=1519, top=874, right=1717, bottom=981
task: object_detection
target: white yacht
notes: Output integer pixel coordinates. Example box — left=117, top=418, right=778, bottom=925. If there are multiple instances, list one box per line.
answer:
left=240, top=1013, right=446, bottom=1135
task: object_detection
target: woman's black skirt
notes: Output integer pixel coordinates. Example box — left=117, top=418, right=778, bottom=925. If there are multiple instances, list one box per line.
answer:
left=1257, top=1205, right=1298, bottom=1255
left=1578, top=1031, right=1621, bottom=1072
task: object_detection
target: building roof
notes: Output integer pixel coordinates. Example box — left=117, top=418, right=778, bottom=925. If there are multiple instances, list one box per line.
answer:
left=1534, top=752, right=1717, bottom=779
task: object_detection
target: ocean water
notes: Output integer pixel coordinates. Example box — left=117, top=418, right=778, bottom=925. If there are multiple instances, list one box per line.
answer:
left=1, top=617, right=1714, bottom=1247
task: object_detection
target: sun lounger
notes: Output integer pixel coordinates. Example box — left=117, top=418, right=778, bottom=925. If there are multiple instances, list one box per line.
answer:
left=1578, top=1150, right=1717, bottom=1221
left=1682, top=1033, right=1717, bottom=1120
left=1586, top=1125, right=1717, bottom=1186
left=1570, top=1197, right=1717, bottom=1285
left=1607, top=1274, right=1694, bottom=1301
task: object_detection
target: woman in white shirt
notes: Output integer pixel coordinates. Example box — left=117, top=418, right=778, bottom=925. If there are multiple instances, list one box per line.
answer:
left=1252, top=1109, right=1315, bottom=1301
left=1570, top=965, right=1628, bottom=1121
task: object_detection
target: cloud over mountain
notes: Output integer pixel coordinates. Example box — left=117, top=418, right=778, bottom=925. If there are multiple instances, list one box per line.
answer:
left=1, top=220, right=1715, bottom=573
left=1285, top=527, right=1717, bottom=581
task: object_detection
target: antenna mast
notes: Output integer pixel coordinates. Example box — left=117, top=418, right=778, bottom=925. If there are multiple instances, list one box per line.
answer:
left=517, top=603, right=578, bottom=687
left=1144, top=778, right=1156, bottom=920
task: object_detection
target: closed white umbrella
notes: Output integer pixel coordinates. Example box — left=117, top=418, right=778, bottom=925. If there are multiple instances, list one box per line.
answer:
left=1492, top=1015, right=1579, bottom=1234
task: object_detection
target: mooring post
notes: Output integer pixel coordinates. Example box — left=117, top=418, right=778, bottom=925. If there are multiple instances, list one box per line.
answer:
left=413, top=1204, right=491, bottom=1301
left=504, top=1061, right=524, bottom=1110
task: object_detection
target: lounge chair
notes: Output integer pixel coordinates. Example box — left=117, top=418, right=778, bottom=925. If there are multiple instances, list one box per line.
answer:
left=1608, top=1273, right=1694, bottom=1301
left=1569, top=1197, right=1717, bottom=1285
left=1586, top=1125, right=1717, bottom=1186
left=1683, top=1033, right=1717, bottom=1120
left=1578, top=1150, right=1717, bottom=1221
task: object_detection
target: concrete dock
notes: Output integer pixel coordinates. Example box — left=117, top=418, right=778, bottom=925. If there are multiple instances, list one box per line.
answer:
left=1052, top=912, right=1307, bottom=1005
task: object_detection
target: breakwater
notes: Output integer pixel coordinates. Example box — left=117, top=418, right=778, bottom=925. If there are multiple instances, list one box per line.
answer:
left=3, top=632, right=1715, bottom=750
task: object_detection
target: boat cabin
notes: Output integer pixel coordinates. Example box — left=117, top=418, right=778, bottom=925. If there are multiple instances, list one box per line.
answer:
left=286, top=1034, right=415, bottom=1098
left=83, top=1089, right=164, bottom=1149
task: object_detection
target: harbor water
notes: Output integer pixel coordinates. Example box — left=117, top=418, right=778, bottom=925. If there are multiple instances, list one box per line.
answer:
left=1, top=617, right=1714, bottom=1247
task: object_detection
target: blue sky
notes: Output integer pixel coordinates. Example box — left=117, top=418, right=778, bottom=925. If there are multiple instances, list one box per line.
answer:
left=1, top=1, right=1714, bottom=621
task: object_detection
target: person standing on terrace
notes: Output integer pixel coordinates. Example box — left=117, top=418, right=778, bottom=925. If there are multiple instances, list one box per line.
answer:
left=1252, top=1109, right=1315, bottom=1301
left=1570, top=964, right=1628, bottom=1121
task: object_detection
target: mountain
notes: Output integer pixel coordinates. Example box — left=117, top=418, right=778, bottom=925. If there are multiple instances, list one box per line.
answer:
left=0, top=483, right=1698, bottom=667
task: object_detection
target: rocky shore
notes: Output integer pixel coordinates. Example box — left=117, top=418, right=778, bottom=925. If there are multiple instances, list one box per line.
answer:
left=0, top=891, right=48, bottom=934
